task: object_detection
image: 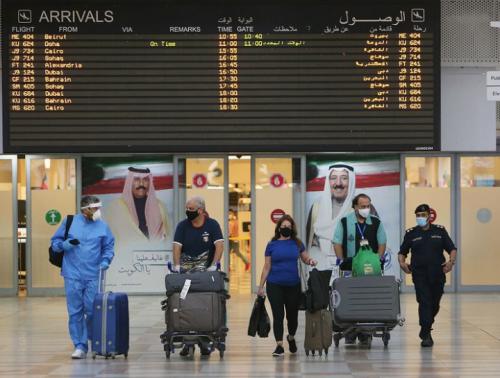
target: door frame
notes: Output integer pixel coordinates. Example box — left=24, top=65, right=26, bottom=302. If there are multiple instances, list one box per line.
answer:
left=400, top=153, right=456, bottom=293
left=26, top=155, right=80, bottom=296
left=0, top=155, right=18, bottom=296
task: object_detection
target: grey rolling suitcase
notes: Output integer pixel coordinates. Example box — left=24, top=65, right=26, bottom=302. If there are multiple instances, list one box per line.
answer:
left=304, top=309, right=332, bottom=356
left=166, top=292, right=226, bottom=333
left=330, top=276, right=400, bottom=325
left=165, top=271, right=226, bottom=296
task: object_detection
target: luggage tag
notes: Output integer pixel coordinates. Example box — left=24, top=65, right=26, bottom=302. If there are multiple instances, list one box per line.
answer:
left=180, top=279, right=191, bottom=300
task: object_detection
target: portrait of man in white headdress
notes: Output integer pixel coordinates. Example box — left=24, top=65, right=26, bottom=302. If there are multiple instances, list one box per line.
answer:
left=105, top=167, right=170, bottom=242
left=305, top=163, right=356, bottom=270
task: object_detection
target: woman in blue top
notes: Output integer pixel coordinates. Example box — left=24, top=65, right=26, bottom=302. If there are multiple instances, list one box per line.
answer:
left=258, top=214, right=317, bottom=357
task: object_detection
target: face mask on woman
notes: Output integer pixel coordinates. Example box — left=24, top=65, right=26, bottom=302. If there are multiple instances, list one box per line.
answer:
left=279, top=227, right=292, bottom=238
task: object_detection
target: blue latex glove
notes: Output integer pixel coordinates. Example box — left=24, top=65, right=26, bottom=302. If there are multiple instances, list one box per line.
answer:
left=62, top=239, right=75, bottom=252
left=100, top=260, right=110, bottom=270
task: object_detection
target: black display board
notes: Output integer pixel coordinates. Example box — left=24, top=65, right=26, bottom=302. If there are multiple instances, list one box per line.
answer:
left=2, top=0, right=440, bottom=152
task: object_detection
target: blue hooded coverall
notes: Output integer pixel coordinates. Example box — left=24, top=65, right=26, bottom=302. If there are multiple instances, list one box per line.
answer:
left=51, top=213, right=115, bottom=352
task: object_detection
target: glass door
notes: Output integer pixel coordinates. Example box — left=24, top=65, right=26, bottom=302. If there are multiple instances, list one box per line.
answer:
left=26, top=156, right=77, bottom=296
left=228, top=155, right=251, bottom=294
left=0, top=156, right=17, bottom=296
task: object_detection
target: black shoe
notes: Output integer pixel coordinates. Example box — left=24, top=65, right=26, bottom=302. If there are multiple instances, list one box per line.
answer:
left=287, top=335, right=297, bottom=354
left=420, top=334, right=434, bottom=347
left=179, top=345, right=190, bottom=356
left=272, top=345, right=285, bottom=357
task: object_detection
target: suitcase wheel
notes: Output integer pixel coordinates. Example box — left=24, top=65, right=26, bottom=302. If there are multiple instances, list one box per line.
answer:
left=382, top=332, right=390, bottom=347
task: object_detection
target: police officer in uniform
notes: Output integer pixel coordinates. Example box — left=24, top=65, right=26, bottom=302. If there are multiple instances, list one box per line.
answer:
left=398, top=204, right=457, bottom=347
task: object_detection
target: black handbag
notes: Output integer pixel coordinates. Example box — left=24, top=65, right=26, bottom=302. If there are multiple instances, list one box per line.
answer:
left=248, top=296, right=271, bottom=338
left=305, top=268, right=332, bottom=312
left=48, top=215, right=73, bottom=268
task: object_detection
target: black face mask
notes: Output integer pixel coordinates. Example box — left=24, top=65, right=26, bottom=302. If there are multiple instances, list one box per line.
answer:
left=279, top=227, right=292, bottom=238
left=186, top=210, right=199, bottom=221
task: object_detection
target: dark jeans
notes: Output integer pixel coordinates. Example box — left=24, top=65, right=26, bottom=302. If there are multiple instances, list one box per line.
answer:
left=266, top=282, right=301, bottom=342
left=412, top=272, right=445, bottom=337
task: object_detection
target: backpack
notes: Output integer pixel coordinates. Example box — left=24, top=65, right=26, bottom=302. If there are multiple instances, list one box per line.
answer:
left=306, top=269, right=332, bottom=312
left=48, top=215, right=74, bottom=268
left=352, top=245, right=382, bottom=276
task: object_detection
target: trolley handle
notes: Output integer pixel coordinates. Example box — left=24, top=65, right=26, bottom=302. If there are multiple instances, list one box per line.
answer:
left=98, top=268, right=106, bottom=294
left=167, top=261, right=222, bottom=273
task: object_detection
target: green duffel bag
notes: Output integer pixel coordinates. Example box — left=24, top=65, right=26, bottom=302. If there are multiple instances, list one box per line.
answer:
left=352, top=245, right=382, bottom=277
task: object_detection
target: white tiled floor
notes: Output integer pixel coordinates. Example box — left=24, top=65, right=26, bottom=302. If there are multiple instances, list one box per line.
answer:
left=1, top=292, right=500, bottom=377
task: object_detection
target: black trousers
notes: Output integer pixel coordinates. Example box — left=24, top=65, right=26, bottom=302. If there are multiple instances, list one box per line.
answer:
left=266, top=282, right=301, bottom=342
left=412, top=271, right=445, bottom=338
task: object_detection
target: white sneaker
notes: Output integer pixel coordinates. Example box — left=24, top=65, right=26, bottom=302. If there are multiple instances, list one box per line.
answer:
left=71, top=348, right=87, bottom=359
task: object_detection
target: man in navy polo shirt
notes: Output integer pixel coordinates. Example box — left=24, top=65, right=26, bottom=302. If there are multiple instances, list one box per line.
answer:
left=172, top=196, right=224, bottom=273
left=171, top=196, right=224, bottom=356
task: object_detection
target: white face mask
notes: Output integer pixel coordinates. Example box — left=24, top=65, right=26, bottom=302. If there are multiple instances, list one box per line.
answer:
left=358, top=208, right=370, bottom=218
left=92, top=209, right=102, bottom=221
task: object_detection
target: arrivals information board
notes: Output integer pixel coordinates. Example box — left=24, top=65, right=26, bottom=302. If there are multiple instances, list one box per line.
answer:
left=2, top=0, right=440, bottom=152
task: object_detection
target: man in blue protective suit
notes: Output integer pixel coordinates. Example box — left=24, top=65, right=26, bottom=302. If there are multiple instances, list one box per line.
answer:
left=51, top=195, right=115, bottom=359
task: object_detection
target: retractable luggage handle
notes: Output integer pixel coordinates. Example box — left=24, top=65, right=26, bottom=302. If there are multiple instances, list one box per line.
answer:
left=167, top=261, right=221, bottom=273
left=98, top=268, right=106, bottom=294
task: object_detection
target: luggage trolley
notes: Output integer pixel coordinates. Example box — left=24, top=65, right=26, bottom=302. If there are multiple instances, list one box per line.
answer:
left=160, top=263, right=229, bottom=359
left=329, top=262, right=405, bottom=348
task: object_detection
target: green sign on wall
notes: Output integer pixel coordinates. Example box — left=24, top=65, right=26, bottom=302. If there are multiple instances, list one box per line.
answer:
left=45, top=209, right=62, bottom=226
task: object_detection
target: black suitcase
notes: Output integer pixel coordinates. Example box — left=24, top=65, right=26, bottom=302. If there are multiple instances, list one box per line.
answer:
left=165, top=271, right=226, bottom=296
left=331, top=275, right=401, bottom=325
left=304, top=309, right=332, bottom=356
left=166, top=292, right=226, bottom=333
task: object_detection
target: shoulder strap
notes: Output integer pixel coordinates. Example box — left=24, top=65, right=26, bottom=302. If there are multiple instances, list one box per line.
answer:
left=341, top=217, right=348, bottom=258
left=64, top=215, right=74, bottom=240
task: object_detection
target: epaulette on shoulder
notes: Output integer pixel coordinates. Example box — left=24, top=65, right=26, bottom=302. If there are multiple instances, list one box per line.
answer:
left=405, top=226, right=416, bottom=233
left=434, top=224, right=444, bottom=229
